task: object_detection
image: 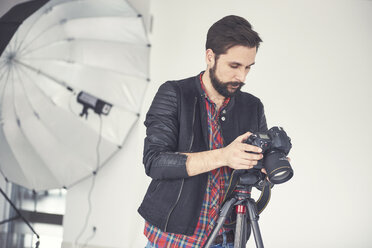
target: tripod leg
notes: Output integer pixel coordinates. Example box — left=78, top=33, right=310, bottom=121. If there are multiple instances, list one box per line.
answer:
left=234, top=212, right=246, bottom=248
left=0, top=187, right=40, bottom=239
left=247, top=199, right=264, bottom=248
left=242, top=214, right=249, bottom=246
left=204, top=198, right=237, bottom=248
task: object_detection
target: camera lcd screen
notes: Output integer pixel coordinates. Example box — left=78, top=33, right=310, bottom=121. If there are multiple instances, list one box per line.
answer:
left=258, top=134, right=270, bottom=139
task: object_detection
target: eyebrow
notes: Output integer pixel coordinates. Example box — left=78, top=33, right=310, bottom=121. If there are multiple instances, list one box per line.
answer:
left=229, top=62, right=256, bottom=67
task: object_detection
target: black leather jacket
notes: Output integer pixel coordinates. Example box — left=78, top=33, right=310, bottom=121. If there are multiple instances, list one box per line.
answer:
left=138, top=72, right=267, bottom=235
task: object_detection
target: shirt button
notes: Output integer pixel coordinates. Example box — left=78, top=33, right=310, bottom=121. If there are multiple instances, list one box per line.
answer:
left=222, top=110, right=226, bottom=114
left=221, top=116, right=226, bottom=121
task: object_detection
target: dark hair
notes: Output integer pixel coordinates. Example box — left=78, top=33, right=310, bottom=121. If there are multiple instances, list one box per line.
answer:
left=206, top=15, right=262, bottom=57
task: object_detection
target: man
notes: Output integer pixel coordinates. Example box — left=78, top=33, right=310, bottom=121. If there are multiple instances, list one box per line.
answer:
left=138, top=15, right=267, bottom=248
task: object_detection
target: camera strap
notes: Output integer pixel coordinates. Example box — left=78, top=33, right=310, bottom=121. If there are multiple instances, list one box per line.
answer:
left=256, top=179, right=272, bottom=214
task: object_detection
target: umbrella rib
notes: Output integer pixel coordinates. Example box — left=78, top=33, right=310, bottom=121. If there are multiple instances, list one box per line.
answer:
left=12, top=64, right=72, bottom=169
left=0, top=62, right=13, bottom=118
left=13, top=59, right=74, bottom=92
left=13, top=61, right=58, bottom=107
left=14, top=63, right=89, bottom=143
left=0, top=63, right=13, bottom=127
left=8, top=66, right=44, bottom=185
left=15, top=62, right=139, bottom=152
left=12, top=61, right=48, bottom=123
left=17, top=15, right=142, bottom=57
left=0, top=65, right=28, bottom=183
left=9, top=65, right=62, bottom=188
left=20, top=38, right=149, bottom=58
left=10, top=64, right=19, bottom=131
left=17, top=60, right=142, bottom=119
left=14, top=63, right=78, bottom=157
left=13, top=64, right=107, bottom=184
left=14, top=60, right=142, bottom=115
left=12, top=3, right=53, bottom=57
left=0, top=167, right=6, bottom=179
left=21, top=56, right=149, bottom=81
left=11, top=0, right=80, bottom=55
left=13, top=0, right=140, bottom=54
left=13, top=1, right=64, bottom=55
left=0, top=61, right=9, bottom=84
left=17, top=21, right=64, bottom=56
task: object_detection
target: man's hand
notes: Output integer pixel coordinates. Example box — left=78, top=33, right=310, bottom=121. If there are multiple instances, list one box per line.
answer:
left=183, top=132, right=265, bottom=176
left=221, top=132, right=263, bottom=170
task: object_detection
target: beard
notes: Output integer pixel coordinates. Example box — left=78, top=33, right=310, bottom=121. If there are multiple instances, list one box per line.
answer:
left=209, top=64, right=245, bottom=98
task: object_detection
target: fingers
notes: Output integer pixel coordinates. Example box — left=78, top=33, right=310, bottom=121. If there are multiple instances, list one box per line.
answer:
left=239, top=143, right=262, bottom=153
left=240, top=151, right=263, bottom=161
left=222, top=132, right=265, bottom=170
left=225, top=150, right=263, bottom=170
left=230, top=159, right=257, bottom=170
left=235, top=131, right=252, bottom=143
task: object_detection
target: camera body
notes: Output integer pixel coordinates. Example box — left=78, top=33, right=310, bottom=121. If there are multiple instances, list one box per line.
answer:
left=245, top=126, right=293, bottom=184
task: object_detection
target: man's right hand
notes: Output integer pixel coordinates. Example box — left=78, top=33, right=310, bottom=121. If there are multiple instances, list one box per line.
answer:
left=221, top=132, right=263, bottom=170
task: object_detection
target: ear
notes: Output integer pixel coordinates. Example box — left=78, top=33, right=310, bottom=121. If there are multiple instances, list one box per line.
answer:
left=205, top=49, right=215, bottom=68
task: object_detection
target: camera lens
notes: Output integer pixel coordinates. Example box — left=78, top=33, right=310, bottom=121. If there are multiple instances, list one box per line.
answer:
left=263, top=152, right=293, bottom=184
left=270, top=170, right=293, bottom=184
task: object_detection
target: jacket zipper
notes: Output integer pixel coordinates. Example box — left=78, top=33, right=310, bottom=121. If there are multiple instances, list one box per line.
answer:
left=164, top=97, right=197, bottom=232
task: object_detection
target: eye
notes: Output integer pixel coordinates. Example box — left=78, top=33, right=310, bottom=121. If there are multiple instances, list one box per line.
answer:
left=230, top=64, right=239, bottom=69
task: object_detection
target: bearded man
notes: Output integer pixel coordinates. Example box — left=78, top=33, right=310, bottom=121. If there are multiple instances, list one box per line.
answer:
left=138, top=15, right=268, bottom=248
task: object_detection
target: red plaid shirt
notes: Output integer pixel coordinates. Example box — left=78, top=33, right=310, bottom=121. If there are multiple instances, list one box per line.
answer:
left=144, top=73, right=232, bottom=247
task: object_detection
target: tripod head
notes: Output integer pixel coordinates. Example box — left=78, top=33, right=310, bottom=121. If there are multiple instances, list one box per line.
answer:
left=237, top=171, right=264, bottom=187
left=233, top=172, right=264, bottom=205
left=223, top=169, right=270, bottom=205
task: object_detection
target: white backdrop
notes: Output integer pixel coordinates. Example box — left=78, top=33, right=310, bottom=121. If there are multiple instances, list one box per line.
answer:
left=1, top=0, right=372, bottom=247
left=65, top=0, right=372, bottom=247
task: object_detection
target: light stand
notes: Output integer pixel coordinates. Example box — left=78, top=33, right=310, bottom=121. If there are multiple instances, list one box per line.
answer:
left=0, top=186, right=40, bottom=248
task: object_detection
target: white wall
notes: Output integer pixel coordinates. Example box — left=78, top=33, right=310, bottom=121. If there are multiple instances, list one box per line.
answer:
left=61, top=0, right=372, bottom=247
left=62, top=123, right=149, bottom=248
left=0, top=0, right=28, bottom=17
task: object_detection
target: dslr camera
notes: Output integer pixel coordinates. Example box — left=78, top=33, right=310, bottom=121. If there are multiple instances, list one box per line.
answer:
left=245, top=126, right=293, bottom=184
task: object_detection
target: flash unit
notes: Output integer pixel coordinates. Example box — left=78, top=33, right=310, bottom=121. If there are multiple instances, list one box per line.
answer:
left=77, top=91, right=112, bottom=118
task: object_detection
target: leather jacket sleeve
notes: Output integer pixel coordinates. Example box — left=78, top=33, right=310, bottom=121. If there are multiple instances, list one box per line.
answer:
left=142, top=81, right=189, bottom=180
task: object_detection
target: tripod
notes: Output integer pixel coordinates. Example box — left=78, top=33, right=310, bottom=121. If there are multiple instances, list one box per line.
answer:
left=204, top=172, right=270, bottom=248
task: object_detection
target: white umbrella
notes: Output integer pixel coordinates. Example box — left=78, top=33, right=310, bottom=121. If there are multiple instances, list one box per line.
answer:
left=0, top=0, right=150, bottom=191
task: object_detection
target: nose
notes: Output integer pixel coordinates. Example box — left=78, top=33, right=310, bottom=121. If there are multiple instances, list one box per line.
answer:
left=234, top=68, right=247, bottom=82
